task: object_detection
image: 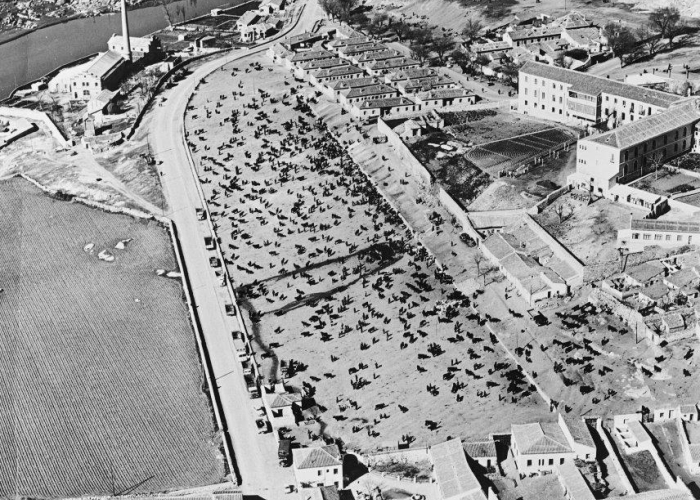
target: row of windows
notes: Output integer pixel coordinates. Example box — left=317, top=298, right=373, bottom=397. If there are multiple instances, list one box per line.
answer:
left=73, top=81, right=99, bottom=87
left=631, top=233, right=692, bottom=243
left=523, top=101, right=564, bottom=115
left=522, top=76, right=564, bottom=90
left=526, top=457, right=566, bottom=467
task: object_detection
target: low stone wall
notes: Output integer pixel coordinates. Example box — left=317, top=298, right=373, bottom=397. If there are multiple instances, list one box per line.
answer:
left=527, top=184, right=572, bottom=215
left=598, top=420, right=635, bottom=495
left=437, top=188, right=481, bottom=242
left=0, top=105, right=70, bottom=147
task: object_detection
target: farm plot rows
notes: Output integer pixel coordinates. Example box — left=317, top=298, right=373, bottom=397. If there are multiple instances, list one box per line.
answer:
left=467, top=128, right=575, bottom=172
left=0, top=179, right=224, bottom=498
left=185, top=54, right=551, bottom=450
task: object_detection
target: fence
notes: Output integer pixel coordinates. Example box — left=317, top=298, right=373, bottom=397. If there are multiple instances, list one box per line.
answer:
left=0, top=106, right=71, bottom=146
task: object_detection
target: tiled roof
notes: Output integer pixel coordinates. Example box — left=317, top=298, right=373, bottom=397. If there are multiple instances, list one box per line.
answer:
left=313, top=65, right=365, bottom=79
left=270, top=391, right=302, bottom=408
left=508, top=26, right=562, bottom=41
left=430, top=438, right=482, bottom=499
left=86, top=50, right=124, bottom=79
left=588, top=99, right=700, bottom=150
left=520, top=61, right=683, bottom=109
left=237, top=10, right=260, bottom=26
left=631, top=218, right=700, bottom=235
left=367, top=57, right=420, bottom=71
left=293, top=445, right=341, bottom=469
left=341, top=84, right=397, bottom=98
left=359, top=97, right=415, bottom=109
left=290, top=48, right=334, bottom=62
left=333, top=76, right=383, bottom=90
left=562, top=416, right=595, bottom=449
left=680, top=404, right=698, bottom=414
left=388, top=67, right=439, bottom=81
left=418, top=88, right=473, bottom=100
left=301, top=58, right=351, bottom=70
left=625, top=262, right=665, bottom=284
left=623, top=489, right=692, bottom=500
left=328, top=36, right=373, bottom=49
left=463, top=440, right=497, bottom=458
left=286, top=32, right=322, bottom=44
left=471, top=40, right=512, bottom=52
left=512, top=422, right=572, bottom=455
left=483, top=233, right=515, bottom=260
left=108, top=34, right=154, bottom=51
left=338, top=42, right=387, bottom=55
left=357, top=50, right=403, bottom=63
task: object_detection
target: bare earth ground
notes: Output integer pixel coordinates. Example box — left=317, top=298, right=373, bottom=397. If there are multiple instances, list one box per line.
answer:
left=0, top=178, right=224, bottom=498
left=647, top=421, right=700, bottom=497
left=184, top=53, right=551, bottom=451
left=534, top=191, right=648, bottom=277
left=0, top=124, right=164, bottom=215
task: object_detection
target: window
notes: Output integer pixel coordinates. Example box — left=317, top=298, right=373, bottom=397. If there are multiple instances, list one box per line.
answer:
left=333, top=468, right=338, bottom=474
left=553, top=82, right=556, bottom=88
left=525, top=100, right=528, bottom=106
left=548, top=459, right=554, bottom=466
left=621, top=112, right=626, bottom=120
left=524, top=76, right=528, bottom=82
left=655, top=234, right=662, bottom=241
left=643, top=234, right=651, bottom=240
left=534, top=90, right=538, bottom=97
left=318, top=471, right=322, bottom=476
left=552, top=96, right=555, bottom=102
left=677, top=235, right=683, bottom=241
left=83, top=90, right=90, bottom=96
left=559, top=97, right=562, bottom=103
left=666, top=235, right=671, bottom=241
left=683, top=127, right=687, bottom=137
left=527, top=459, right=532, bottom=466
left=560, top=458, right=565, bottom=465
left=675, top=130, right=679, bottom=139
left=664, top=135, right=668, bottom=145
left=632, top=233, right=640, bottom=240
left=524, top=88, right=528, bottom=95
left=534, top=78, right=538, bottom=84
left=543, top=93, right=546, bottom=99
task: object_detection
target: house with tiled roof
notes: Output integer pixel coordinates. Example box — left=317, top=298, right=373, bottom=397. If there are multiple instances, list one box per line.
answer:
left=511, top=421, right=574, bottom=474
left=309, top=65, right=365, bottom=86
left=263, top=390, right=302, bottom=427
left=338, top=83, right=398, bottom=106
left=559, top=414, right=596, bottom=461
left=292, top=445, right=343, bottom=489
left=349, top=97, right=419, bottom=120
left=463, top=439, right=498, bottom=469
left=430, top=438, right=487, bottom=500
left=385, top=67, right=440, bottom=87
left=415, top=88, right=476, bottom=109
left=397, top=75, right=457, bottom=95
left=365, top=57, right=421, bottom=76
left=504, top=25, right=563, bottom=47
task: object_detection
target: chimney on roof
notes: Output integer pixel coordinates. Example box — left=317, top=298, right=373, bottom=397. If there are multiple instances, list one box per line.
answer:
left=120, top=0, right=132, bottom=62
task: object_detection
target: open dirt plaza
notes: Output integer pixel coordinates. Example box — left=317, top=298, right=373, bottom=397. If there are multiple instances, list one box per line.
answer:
left=0, top=178, right=224, bottom=498
left=184, top=53, right=553, bottom=450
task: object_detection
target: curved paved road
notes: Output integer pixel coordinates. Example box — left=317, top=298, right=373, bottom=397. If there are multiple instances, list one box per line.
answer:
left=148, top=2, right=320, bottom=497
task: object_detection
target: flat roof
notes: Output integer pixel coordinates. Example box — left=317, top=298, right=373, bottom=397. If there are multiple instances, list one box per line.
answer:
left=520, top=61, right=683, bottom=109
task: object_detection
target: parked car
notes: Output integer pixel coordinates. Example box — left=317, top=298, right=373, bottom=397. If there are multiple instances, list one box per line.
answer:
left=195, top=208, right=206, bottom=221
left=204, top=236, right=215, bottom=250
left=209, top=256, right=221, bottom=268
left=255, top=418, right=271, bottom=434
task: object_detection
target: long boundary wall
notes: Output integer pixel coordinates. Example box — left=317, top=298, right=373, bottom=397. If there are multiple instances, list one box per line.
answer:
left=377, top=117, right=433, bottom=186
left=0, top=106, right=70, bottom=146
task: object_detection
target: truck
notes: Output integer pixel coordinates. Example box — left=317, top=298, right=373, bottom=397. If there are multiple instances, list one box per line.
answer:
left=278, top=439, right=292, bottom=467
left=209, top=256, right=221, bottom=268
left=204, top=235, right=215, bottom=250
left=225, top=303, right=236, bottom=316
left=232, top=337, right=248, bottom=361
left=244, top=373, right=260, bottom=398
left=195, top=208, right=206, bottom=221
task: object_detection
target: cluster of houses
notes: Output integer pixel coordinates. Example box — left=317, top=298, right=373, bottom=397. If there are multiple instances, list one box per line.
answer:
left=467, top=12, right=606, bottom=75
left=267, top=29, right=477, bottom=120
left=597, top=252, right=700, bottom=343
left=235, top=0, right=287, bottom=42
left=467, top=211, right=584, bottom=304
left=283, top=403, right=700, bottom=500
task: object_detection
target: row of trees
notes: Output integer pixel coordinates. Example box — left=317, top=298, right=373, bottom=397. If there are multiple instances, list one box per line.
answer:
left=604, top=6, right=686, bottom=66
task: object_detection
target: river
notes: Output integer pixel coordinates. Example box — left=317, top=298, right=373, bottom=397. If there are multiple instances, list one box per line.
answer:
left=0, top=0, right=244, bottom=99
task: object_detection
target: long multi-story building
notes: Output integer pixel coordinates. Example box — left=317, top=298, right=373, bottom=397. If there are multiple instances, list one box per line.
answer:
left=517, top=62, right=700, bottom=199
left=518, top=61, right=682, bottom=126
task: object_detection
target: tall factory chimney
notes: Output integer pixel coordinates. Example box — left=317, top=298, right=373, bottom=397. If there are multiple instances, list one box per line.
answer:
left=120, top=0, right=132, bottom=61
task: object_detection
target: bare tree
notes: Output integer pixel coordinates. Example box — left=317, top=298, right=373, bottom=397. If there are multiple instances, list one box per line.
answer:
left=554, top=202, right=572, bottom=223
left=461, top=17, right=484, bottom=41
left=648, top=150, right=664, bottom=180
left=636, top=24, right=661, bottom=56
left=649, top=6, right=681, bottom=49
